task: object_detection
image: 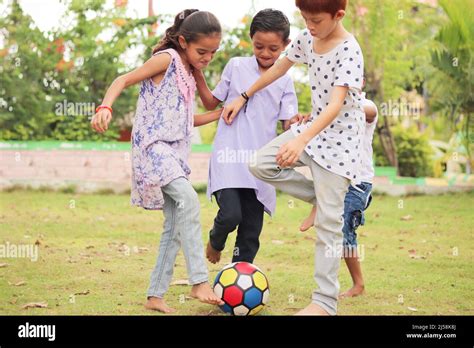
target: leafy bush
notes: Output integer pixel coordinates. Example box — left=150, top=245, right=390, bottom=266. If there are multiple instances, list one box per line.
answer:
left=374, top=126, right=435, bottom=177
left=0, top=0, right=156, bottom=141
left=392, top=125, right=434, bottom=177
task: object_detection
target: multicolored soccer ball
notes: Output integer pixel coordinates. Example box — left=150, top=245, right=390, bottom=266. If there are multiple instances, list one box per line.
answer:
left=213, top=262, right=269, bottom=316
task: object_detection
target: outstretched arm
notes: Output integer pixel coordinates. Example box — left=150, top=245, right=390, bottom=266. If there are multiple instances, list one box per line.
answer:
left=91, top=53, right=172, bottom=133
left=193, top=69, right=222, bottom=111
left=194, top=108, right=224, bottom=127
left=276, top=86, right=349, bottom=168
left=364, top=104, right=378, bottom=124
left=222, top=57, right=295, bottom=125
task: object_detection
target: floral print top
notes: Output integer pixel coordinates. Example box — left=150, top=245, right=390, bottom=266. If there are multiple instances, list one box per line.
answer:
left=130, top=48, right=196, bottom=210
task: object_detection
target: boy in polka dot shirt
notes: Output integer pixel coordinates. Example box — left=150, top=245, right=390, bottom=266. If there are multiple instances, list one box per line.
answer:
left=300, top=84, right=378, bottom=299
left=223, top=0, right=365, bottom=315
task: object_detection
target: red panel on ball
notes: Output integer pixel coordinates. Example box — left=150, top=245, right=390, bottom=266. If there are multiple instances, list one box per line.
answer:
left=234, top=262, right=256, bottom=275
left=223, top=285, right=244, bottom=307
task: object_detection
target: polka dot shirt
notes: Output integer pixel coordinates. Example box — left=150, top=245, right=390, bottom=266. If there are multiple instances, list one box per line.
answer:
left=286, top=29, right=365, bottom=182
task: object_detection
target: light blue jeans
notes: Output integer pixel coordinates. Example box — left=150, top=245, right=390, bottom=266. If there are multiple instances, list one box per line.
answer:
left=147, top=177, right=209, bottom=298
left=249, top=130, right=349, bottom=315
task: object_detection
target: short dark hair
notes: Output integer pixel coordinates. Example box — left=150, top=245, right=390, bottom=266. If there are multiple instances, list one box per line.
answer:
left=250, top=9, right=291, bottom=42
left=295, top=0, right=347, bottom=16
left=153, top=10, right=221, bottom=54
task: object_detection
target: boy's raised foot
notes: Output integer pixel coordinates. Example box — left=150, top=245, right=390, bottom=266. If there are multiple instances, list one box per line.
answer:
left=339, top=284, right=365, bottom=299
left=295, top=303, right=330, bottom=316
left=206, top=241, right=221, bottom=264
left=300, top=206, right=316, bottom=232
left=190, top=282, right=224, bottom=305
left=144, top=297, right=176, bottom=313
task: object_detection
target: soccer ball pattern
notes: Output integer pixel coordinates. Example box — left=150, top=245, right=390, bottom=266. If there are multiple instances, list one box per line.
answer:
left=213, top=262, right=270, bottom=316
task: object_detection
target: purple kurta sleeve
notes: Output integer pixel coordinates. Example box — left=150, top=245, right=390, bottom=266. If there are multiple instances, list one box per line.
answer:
left=212, top=58, right=234, bottom=102
left=278, top=78, right=298, bottom=121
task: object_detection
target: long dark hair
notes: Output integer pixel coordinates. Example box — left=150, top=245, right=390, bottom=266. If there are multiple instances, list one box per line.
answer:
left=152, top=10, right=221, bottom=54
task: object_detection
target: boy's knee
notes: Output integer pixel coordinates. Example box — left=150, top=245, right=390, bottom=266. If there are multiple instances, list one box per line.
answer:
left=248, top=150, right=266, bottom=179
left=220, top=209, right=242, bottom=228
left=315, top=207, right=344, bottom=234
left=248, top=161, right=261, bottom=179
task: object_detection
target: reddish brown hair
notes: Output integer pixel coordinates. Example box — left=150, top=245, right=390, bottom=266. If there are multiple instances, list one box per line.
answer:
left=295, top=0, right=347, bottom=17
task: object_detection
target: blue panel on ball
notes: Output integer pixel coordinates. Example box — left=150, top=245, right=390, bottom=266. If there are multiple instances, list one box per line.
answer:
left=243, top=287, right=262, bottom=309
left=213, top=270, right=222, bottom=286
left=220, top=303, right=233, bottom=314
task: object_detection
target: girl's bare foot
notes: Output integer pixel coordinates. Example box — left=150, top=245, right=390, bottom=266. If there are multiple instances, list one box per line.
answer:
left=300, top=206, right=316, bottom=232
left=295, top=303, right=330, bottom=316
left=144, top=297, right=176, bottom=313
left=190, top=282, right=224, bottom=305
left=206, top=241, right=221, bottom=264
left=339, top=284, right=365, bottom=299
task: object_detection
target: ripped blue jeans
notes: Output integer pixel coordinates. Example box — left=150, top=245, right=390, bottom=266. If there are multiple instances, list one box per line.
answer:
left=342, top=182, right=373, bottom=249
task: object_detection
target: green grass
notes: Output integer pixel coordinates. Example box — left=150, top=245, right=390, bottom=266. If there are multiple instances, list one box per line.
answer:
left=0, top=190, right=473, bottom=315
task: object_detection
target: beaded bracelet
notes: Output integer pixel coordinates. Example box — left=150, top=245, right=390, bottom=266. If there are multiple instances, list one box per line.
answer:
left=95, top=105, right=113, bottom=114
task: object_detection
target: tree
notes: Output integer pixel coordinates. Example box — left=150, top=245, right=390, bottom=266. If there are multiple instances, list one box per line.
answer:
left=345, top=0, right=442, bottom=172
left=0, top=0, right=57, bottom=140
left=0, top=0, right=159, bottom=141
left=430, top=0, right=474, bottom=173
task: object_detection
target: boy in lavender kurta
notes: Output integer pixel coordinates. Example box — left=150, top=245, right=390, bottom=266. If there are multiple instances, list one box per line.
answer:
left=223, top=0, right=366, bottom=315
left=193, top=9, right=298, bottom=264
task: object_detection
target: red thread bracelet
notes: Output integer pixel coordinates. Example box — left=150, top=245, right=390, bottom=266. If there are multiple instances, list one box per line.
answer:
left=96, top=105, right=113, bottom=114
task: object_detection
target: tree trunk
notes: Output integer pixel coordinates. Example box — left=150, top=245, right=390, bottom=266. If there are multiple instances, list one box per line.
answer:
left=465, top=112, right=472, bottom=175
left=148, top=0, right=155, bottom=37
left=376, top=116, right=399, bottom=172
left=374, top=80, right=399, bottom=173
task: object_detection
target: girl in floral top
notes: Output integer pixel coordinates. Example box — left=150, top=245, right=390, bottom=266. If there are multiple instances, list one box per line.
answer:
left=91, top=9, right=224, bottom=313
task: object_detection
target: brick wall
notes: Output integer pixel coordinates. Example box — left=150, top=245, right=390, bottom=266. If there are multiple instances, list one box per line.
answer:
left=1, top=149, right=472, bottom=195
left=0, top=150, right=211, bottom=192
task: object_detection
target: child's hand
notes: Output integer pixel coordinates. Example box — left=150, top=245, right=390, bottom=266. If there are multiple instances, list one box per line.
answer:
left=289, top=113, right=312, bottom=125
left=276, top=136, right=307, bottom=168
left=192, top=68, right=205, bottom=81
left=222, top=96, right=246, bottom=125
left=91, top=109, right=112, bottom=133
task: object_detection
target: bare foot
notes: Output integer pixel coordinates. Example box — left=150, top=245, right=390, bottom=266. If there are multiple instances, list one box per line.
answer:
left=295, top=303, right=330, bottom=316
left=339, top=284, right=365, bottom=299
left=300, top=206, right=316, bottom=232
left=206, top=241, right=221, bottom=264
left=144, top=297, right=176, bottom=313
left=190, top=282, right=224, bottom=305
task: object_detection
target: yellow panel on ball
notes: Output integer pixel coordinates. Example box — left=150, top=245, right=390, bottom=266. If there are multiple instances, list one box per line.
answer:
left=253, top=271, right=268, bottom=291
left=249, top=304, right=264, bottom=316
left=219, top=268, right=238, bottom=287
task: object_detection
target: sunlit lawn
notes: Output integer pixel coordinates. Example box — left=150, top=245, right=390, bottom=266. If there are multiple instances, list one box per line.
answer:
left=0, top=189, right=473, bottom=315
